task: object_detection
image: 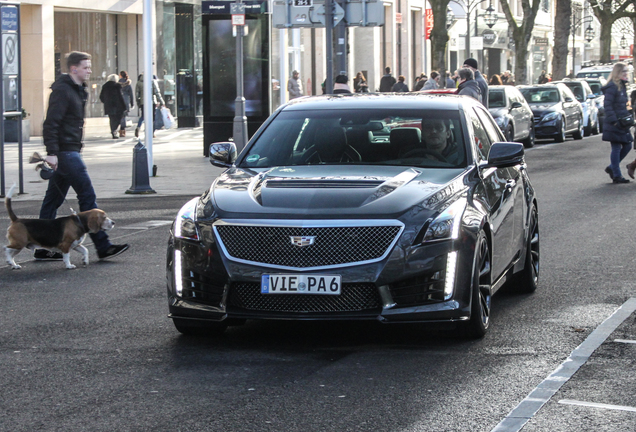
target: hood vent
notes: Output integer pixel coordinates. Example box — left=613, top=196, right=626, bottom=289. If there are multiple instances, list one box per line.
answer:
left=265, top=179, right=385, bottom=189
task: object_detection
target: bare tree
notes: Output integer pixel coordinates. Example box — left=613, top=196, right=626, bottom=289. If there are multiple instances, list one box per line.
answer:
left=429, top=0, right=452, bottom=88
left=499, top=0, right=541, bottom=85
left=551, top=0, right=571, bottom=80
left=589, top=0, right=635, bottom=63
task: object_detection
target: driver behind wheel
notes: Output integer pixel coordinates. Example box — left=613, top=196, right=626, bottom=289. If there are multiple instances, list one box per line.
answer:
left=421, top=118, right=461, bottom=164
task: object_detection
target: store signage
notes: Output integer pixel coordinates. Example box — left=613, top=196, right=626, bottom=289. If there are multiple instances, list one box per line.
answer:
left=425, top=9, right=433, bottom=40
left=202, top=1, right=268, bottom=14
left=534, top=37, right=549, bottom=46
left=482, top=29, right=496, bottom=45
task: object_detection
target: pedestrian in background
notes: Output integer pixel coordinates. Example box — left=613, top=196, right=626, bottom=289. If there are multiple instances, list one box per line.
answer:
left=287, top=70, right=303, bottom=99
left=463, top=58, right=489, bottom=108
left=455, top=67, right=481, bottom=102
left=37, top=51, right=129, bottom=261
left=99, top=74, right=126, bottom=140
left=391, top=75, right=409, bottom=92
left=422, top=71, right=440, bottom=90
left=333, top=74, right=352, bottom=94
left=446, top=71, right=455, bottom=89
left=489, top=74, right=503, bottom=86
left=414, top=73, right=427, bottom=91
left=353, top=72, right=369, bottom=93
left=134, top=73, right=164, bottom=138
left=502, top=70, right=515, bottom=85
left=118, top=71, right=134, bottom=137
left=379, top=67, right=397, bottom=92
left=602, top=62, right=634, bottom=183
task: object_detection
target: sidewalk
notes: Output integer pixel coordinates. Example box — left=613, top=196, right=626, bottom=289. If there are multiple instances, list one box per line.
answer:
left=1, top=122, right=225, bottom=202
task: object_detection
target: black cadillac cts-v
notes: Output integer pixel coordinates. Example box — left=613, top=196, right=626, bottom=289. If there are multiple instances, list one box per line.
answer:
left=166, top=94, right=539, bottom=338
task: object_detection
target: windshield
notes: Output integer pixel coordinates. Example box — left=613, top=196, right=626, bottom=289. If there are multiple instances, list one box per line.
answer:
left=520, top=88, right=559, bottom=104
left=588, top=82, right=602, bottom=96
left=563, top=83, right=584, bottom=102
left=240, top=109, right=468, bottom=169
left=488, top=90, right=506, bottom=108
left=576, top=71, right=611, bottom=79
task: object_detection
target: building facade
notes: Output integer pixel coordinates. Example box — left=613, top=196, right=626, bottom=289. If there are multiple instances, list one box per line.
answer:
left=17, top=0, right=624, bottom=137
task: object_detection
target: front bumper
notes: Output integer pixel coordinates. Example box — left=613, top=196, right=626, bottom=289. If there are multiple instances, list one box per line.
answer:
left=166, top=228, right=476, bottom=324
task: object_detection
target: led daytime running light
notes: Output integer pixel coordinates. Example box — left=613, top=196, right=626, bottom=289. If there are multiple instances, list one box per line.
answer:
left=444, top=251, right=458, bottom=300
left=174, top=250, right=183, bottom=296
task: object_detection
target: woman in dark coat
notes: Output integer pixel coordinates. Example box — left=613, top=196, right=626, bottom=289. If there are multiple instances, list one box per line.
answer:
left=99, top=74, right=127, bottom=139
left=602, top=62, right=633, bottom=183
left=118, top=71, right=134, bottom=137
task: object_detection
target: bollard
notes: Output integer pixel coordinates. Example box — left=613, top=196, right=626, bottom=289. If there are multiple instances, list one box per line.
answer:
left=125, top=141, right=156, bottom=194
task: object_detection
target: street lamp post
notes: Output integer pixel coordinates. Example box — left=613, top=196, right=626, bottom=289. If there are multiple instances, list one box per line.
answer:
left=571, top=14, right=594, bottom=76
left=451, top=0, right=497, bottom=60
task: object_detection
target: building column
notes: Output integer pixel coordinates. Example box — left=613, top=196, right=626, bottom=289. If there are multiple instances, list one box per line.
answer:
left=20, top=4, right=54, bottom=136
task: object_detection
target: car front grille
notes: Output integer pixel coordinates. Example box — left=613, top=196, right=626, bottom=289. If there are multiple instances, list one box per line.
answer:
left=215, top=224, right=401, bottom=268
left=228, top=282, right=382, bottom=313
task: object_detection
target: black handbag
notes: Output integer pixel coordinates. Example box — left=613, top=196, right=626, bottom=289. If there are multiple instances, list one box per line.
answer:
left=618, top=114, right=634, bottom=128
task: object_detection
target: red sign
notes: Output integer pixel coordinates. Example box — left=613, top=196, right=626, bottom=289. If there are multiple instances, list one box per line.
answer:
left=425, top=9, right=434, bottom=40
left=396, top=12, right=402, bottom=24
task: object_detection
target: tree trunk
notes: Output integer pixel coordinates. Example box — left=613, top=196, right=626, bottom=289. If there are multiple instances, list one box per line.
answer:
left=429, top=0, right=450, bottom=88
left=551, top=0, right=571, bottom=81
left=598, top=17, right=613, bottom=64
left=514, top=35, right=530, bottom=85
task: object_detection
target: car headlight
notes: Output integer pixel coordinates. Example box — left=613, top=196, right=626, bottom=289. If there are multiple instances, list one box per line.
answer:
left=174, top=197, right=199, bottom=241
left=541, top=112, right=559, bottom=122
left=422, top=198, right=467, bottom=242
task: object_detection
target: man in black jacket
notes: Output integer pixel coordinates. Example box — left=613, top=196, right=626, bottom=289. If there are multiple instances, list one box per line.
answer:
left=36, top=51, right=129, bottom=261
left=379, top=67, right=397, bottom=92
left=456, top=67, right=481, bottom=102
left=462, top=58, right=489, bottom=108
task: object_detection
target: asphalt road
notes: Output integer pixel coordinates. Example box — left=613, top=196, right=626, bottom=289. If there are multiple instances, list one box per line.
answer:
left=1, top=133, right=635, bottom=432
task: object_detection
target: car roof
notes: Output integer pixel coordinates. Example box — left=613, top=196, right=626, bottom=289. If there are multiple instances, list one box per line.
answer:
left=281, top=93, right=479, bottom=111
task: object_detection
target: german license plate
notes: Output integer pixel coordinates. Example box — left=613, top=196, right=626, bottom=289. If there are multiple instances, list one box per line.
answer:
left=261, top=274, right=341, bottom=295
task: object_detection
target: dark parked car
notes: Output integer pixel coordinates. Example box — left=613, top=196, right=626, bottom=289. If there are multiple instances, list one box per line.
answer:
left=488, top=85, right=535, bottom=147
left=552, top=79, right=599, bottom=136
left=167, top=94, right=539, bottom=338
left=582, top=77, right=606, bottom=132
left=518, top=83, right=584, bottom=142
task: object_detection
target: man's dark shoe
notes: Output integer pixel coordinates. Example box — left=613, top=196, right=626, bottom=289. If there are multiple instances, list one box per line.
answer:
left=613, top=177, right=630, bottom=184
left=34, top=249, right=63, bottom=260
left=605, top=166, right=614, bottom=180
left=97, top=244, right=130, bottom=260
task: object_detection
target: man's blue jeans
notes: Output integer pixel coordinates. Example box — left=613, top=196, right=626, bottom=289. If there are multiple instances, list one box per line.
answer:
left=610, top=142, right=632, bottom=179
left=39, top=151, right=111, bottom=252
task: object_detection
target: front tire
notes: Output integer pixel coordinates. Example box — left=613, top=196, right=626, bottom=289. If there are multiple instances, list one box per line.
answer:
left=505, top=124, right=514, bottom=142
left=522, top=125, right=535, bottom=148
left=463, top=232, right=492, bottom=338
left=572, top=117, right=584, bottom=140
left=514, top=206, right=540, bottom=293
left=555, top=118, right=566, bottom=143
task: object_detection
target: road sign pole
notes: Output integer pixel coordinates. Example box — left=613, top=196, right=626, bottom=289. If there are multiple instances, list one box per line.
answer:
left=232, top=1, right=248, bottom=151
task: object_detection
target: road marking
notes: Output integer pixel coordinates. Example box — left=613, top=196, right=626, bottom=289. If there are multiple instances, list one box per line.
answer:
left=161, top=130, right=188, bottom=141
left=118, top=220, right=172, bottom=230
left=491, top=297, right=636, bottom=432
left=558, top=399, right=636, bottom=413
left=614, top=339, right=636, bottom=344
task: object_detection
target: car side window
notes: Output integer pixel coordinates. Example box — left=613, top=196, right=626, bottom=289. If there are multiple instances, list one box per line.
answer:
left=475, top=107, right=504, bottom=144
left=469, top=108, right=493, bottom=162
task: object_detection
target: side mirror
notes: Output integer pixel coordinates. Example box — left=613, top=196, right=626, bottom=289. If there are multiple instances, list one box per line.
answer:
left=209, top=142, right=237, bottom=168
left=510, top=101, right=523, bottom=110
left=564, top=97, right=573, bottom=102
left=485, top=142, right=524, bottom=168
left=587, top=94, right=596, bottom=100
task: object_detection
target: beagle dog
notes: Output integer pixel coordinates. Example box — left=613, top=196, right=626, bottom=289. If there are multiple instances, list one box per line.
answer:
left=4, top=184, right=115, bottom=269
